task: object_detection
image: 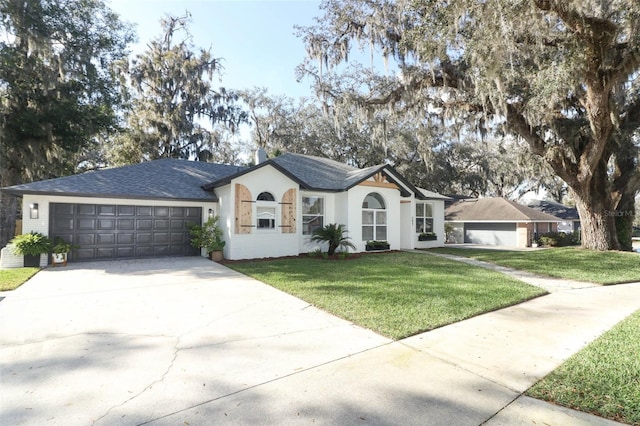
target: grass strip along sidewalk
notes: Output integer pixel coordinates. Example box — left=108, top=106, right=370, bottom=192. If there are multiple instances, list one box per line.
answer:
left=429, top=247, right=640, bottom=285
left=227, top=251, right=545, bottom=339
left=0, top=267, right=40, bottom=291
left=527, top=309, right=640, bottom=425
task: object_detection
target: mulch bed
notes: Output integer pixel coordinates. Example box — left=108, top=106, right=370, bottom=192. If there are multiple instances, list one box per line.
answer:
left=220, top=250, right=400, bottom=265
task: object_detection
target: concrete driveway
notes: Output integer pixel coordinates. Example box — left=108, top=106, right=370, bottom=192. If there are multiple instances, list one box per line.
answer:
left=2, top=257, right=638, bottom=425
left=0, top=258, right=390, bottom=425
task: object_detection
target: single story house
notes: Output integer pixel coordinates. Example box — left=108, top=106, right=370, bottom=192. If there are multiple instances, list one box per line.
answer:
left=1, top=152, right=448, bottom=265
left=526, top=199, right=581, bottom=233
left=445, top=197, right=561, bottom=248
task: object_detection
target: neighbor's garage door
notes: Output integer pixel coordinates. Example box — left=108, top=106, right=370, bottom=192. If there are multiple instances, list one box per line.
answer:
left=464, top=222, right=517, bottom=246
left=50, top=203, right=201, bottom=261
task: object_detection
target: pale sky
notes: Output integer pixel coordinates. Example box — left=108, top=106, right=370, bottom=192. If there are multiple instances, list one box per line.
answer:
left=108, top=0, right=323, bottom=99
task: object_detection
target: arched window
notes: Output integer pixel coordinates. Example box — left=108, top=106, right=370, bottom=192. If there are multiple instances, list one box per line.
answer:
left=362, top=192, right=387, bottom=241
left=256, top=192, right=276, bottom=229
left=257, top=192, right=275, bottom=201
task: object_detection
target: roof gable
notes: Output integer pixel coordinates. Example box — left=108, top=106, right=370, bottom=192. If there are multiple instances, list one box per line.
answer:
left=204, top=153, right=427, bottom=198
left=2, top=159, right=246, bottom=202
left=446, top=197, right=562, bottom=222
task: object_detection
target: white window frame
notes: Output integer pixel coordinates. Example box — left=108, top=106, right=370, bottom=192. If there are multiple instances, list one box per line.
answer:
left=415, top=202, right=434, bottom=233
left=256, top=192, right=277, bottom=231
left=302, top=195, right=324, bottom=236
left=362, top=192, right=387, bottom=241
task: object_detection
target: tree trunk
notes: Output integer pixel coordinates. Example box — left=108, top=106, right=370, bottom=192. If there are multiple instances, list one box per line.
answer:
left=615, top=191, right=635, bottom=252
left=0, top=192, right=19, bottom=248
left=574, top=192, right=620, bottom=251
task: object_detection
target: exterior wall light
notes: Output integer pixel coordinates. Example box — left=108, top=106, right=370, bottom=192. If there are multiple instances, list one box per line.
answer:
left=29, top=203, right=39, bottom=219
left=208, top=208, right=214, bottom=218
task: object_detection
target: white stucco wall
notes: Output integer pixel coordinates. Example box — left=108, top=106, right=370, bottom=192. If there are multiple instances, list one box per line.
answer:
left=414, top=199, right=447, bottom=249
left=299, top=191, right=338, bottom=254
left=346, top=185, right=403, bottom=252
left=221, top=165, right=300, bottom=260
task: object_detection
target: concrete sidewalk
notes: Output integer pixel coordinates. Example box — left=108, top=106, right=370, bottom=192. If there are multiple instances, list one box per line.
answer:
left=1, top=257, right=638, bottom=425
left=418, top=249, right=598, bottom=293
left=150, top=282, right=638, bottom=425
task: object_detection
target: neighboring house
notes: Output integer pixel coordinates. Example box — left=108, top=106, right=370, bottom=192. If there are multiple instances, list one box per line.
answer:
left=445, top=197, right=561, bottom=248
left=1, top=152, right=448, bottom=264
left=526, top=199, right=581, bottom=233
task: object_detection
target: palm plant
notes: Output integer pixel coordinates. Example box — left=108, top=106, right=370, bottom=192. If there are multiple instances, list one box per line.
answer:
left=311, top=223, right=356, bottom=256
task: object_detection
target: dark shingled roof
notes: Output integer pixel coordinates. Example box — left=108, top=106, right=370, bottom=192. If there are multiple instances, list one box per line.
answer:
left=204, top=152, right=428, bottom=198
left=271, top=153, right=385, bottom=191
left=2, top=159, right=246, bottom=202
left=526, top=199, right=580, bottom=220
left=446, top=197, right=562, bottom=222
left=3, top=153, right=445, bottom=202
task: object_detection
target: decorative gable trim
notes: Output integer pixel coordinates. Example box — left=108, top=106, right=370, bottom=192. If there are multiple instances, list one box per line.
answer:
left=358, top=171, right=400, bottom=190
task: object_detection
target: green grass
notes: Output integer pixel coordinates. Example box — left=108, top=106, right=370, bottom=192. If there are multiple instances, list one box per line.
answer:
left=0, top=267, right=40, bottom=291
left=429, top=247, right=640, bottom=285
left=527, top=309, right=640, bottom=425
left=227, top=252, right=545, bottom=339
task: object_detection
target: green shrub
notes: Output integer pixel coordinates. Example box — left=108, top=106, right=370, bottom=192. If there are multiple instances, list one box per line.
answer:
left=189, top=216, right=225, bottom=253
left=311, top=223, right=356, bottom=256
left=538, top=232, right=579, bottom=247
left=307, top=249, right=323, bottom=258
left=10, top=232, right=52, bottom=256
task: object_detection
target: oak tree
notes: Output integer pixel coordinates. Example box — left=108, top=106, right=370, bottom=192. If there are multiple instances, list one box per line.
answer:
left=0, top=0, right=133, bottom=247
left=297, top=0, right=640, bottom=250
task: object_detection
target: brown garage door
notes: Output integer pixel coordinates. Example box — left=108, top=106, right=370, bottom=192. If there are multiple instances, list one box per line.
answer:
left=49, top=203, right=201, bottom=261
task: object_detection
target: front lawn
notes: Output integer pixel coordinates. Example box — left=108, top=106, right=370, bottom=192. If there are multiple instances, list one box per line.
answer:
left=227, top=252, right=545, bottom=339
left=430, top=247, right=640, bottom=284
left=527, top=309, right=640, bottom=425
left=0, top=267, right=40, bottom=291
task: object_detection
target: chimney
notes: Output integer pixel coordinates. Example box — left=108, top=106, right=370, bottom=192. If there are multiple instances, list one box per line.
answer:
left=255, top=147, right=267, bottom=164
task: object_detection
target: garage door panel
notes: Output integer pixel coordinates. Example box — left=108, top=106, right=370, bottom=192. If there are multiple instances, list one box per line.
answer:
left=98, top=205, right=116, bottom=216
left=53, top=218, right=74, bottom=231
left=98, top=219, right=115, bottom=230
left=117, top=233, right=134, bottom=244
left=136, top=206, right=152, bottom=216
left=118, top=205, right=135, bottom=216
left=153, top=246, right=170, bottom=256
left=137, top=219, right=152, bottom=230
left=154, top=219, right=170, bottom=230
left=77, top=205, right=96, bottom=215
left=118, top=219, right=134, bottom=230
left=137, top=233, right=152, bottom=244
left=171, top=207, right=184, bottom=217
left=54, top=204, right=74, bottom=215
left=77, top=234, right=95, bottom=245
left=171, top=232, right=185, bottom=243
left=50, top=203, right=202, bottom=262
left=77, top=219, right=96, bottom=230
left=117, top=247, right=134, bottom=258
left=170, top=219, right=185, bottom=230
left=136, top=246, right=153, bottom=257
left=76, top=248, right=95, bottom=260
left=154, top=233, right=169, bottom=244
left=186, top=207, right=200, bottom=218
left=97, top=233, right=115, bottom=245
left=155, top=207, right=169, bottom=217
left=55, top=233, right=74, bottom=243
left=464, top=223, right=517, bottom=246
left=96, top=247, right=115, bottom=258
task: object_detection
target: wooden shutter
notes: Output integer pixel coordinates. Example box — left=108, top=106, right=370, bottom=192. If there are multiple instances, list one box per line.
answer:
left=279, top=188, right=297, bottom=234
left=235, top=183, right=253, bottom=234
